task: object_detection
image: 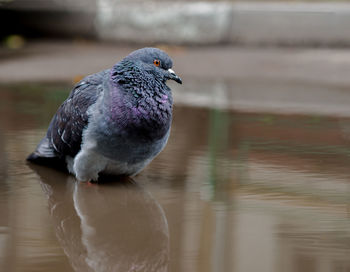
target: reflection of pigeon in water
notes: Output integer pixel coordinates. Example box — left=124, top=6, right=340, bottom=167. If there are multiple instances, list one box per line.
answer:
left=29, top=163, right=169, bottom=272
left=27, top=48, right=182, bottom=181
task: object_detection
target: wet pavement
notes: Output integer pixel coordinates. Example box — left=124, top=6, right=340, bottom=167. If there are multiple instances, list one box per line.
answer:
left=1, top=83, right=350, bottom=272
left=3, top=41, right=350, bottom=87
left=4, top=41, right=350, bottom=117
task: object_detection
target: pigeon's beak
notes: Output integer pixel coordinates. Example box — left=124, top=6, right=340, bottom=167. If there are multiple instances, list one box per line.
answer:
left=168, top=69, right=182, bottom=84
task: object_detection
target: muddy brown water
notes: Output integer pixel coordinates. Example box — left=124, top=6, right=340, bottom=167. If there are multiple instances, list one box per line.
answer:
left=1, top=83, right=350, bottom=272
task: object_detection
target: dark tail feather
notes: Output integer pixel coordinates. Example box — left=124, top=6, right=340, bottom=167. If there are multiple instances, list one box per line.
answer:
left=27, top=137, right=67, bottom=171
left=27, top=151, right=45, bottom=162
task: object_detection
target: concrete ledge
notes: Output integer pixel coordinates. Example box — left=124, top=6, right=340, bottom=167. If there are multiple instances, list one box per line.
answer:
left=230, top=3, right=350, bottom=46
left=3, top=1, right=350, bottom=46
left=96, top=2, right=350, bottom=46
left=96, top=2, right=233, bottom=44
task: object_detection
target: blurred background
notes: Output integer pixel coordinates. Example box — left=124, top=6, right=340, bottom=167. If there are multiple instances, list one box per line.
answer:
left=1, top=1, right=350, bottom=272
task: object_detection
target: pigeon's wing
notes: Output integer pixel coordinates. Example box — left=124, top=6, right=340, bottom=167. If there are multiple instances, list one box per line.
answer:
left=27, top=69, right=110, bottom=166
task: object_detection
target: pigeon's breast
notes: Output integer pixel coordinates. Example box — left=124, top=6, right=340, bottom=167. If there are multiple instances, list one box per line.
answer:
left=109, top=89, right=173, bottom=140
left=91, top=123, right=170, bottom=164
left=129, top=103, right=172, bottom=139
left=89, top=76, right=173, bottom=163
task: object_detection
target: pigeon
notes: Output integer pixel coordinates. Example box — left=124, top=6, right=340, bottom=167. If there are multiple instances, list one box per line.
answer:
left=27, top=47, right=182, bottom=182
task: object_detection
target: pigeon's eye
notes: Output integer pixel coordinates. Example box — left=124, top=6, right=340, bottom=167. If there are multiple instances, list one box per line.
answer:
left=153, top=59, right=161, bottom=67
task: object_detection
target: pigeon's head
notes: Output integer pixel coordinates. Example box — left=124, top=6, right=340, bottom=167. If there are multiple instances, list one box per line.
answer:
left=123, top=47, right=182, bottom=84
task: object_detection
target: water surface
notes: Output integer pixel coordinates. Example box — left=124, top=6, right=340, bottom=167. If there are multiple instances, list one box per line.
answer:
left=1, top=83, right=350, bottom=272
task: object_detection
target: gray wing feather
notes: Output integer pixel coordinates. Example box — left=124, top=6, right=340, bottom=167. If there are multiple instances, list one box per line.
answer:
left=27, top=69, right=109, bottom=164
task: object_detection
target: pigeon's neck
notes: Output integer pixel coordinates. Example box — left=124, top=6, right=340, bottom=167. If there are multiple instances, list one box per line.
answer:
left=104, top=66, right=173, bottom=140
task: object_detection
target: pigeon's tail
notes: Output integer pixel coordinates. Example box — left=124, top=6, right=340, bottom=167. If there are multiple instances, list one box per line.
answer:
left=27, top=137, right=67, bottom=171
left=27, top=137, right=56, bottom=160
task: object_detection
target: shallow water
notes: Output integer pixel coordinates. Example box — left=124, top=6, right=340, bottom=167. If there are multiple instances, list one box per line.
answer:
left=1, top=83, right=350, bottom=272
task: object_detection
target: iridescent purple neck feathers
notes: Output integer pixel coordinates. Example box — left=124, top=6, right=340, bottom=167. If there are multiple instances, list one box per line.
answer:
left=104, top=59, right=173, bottom=140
